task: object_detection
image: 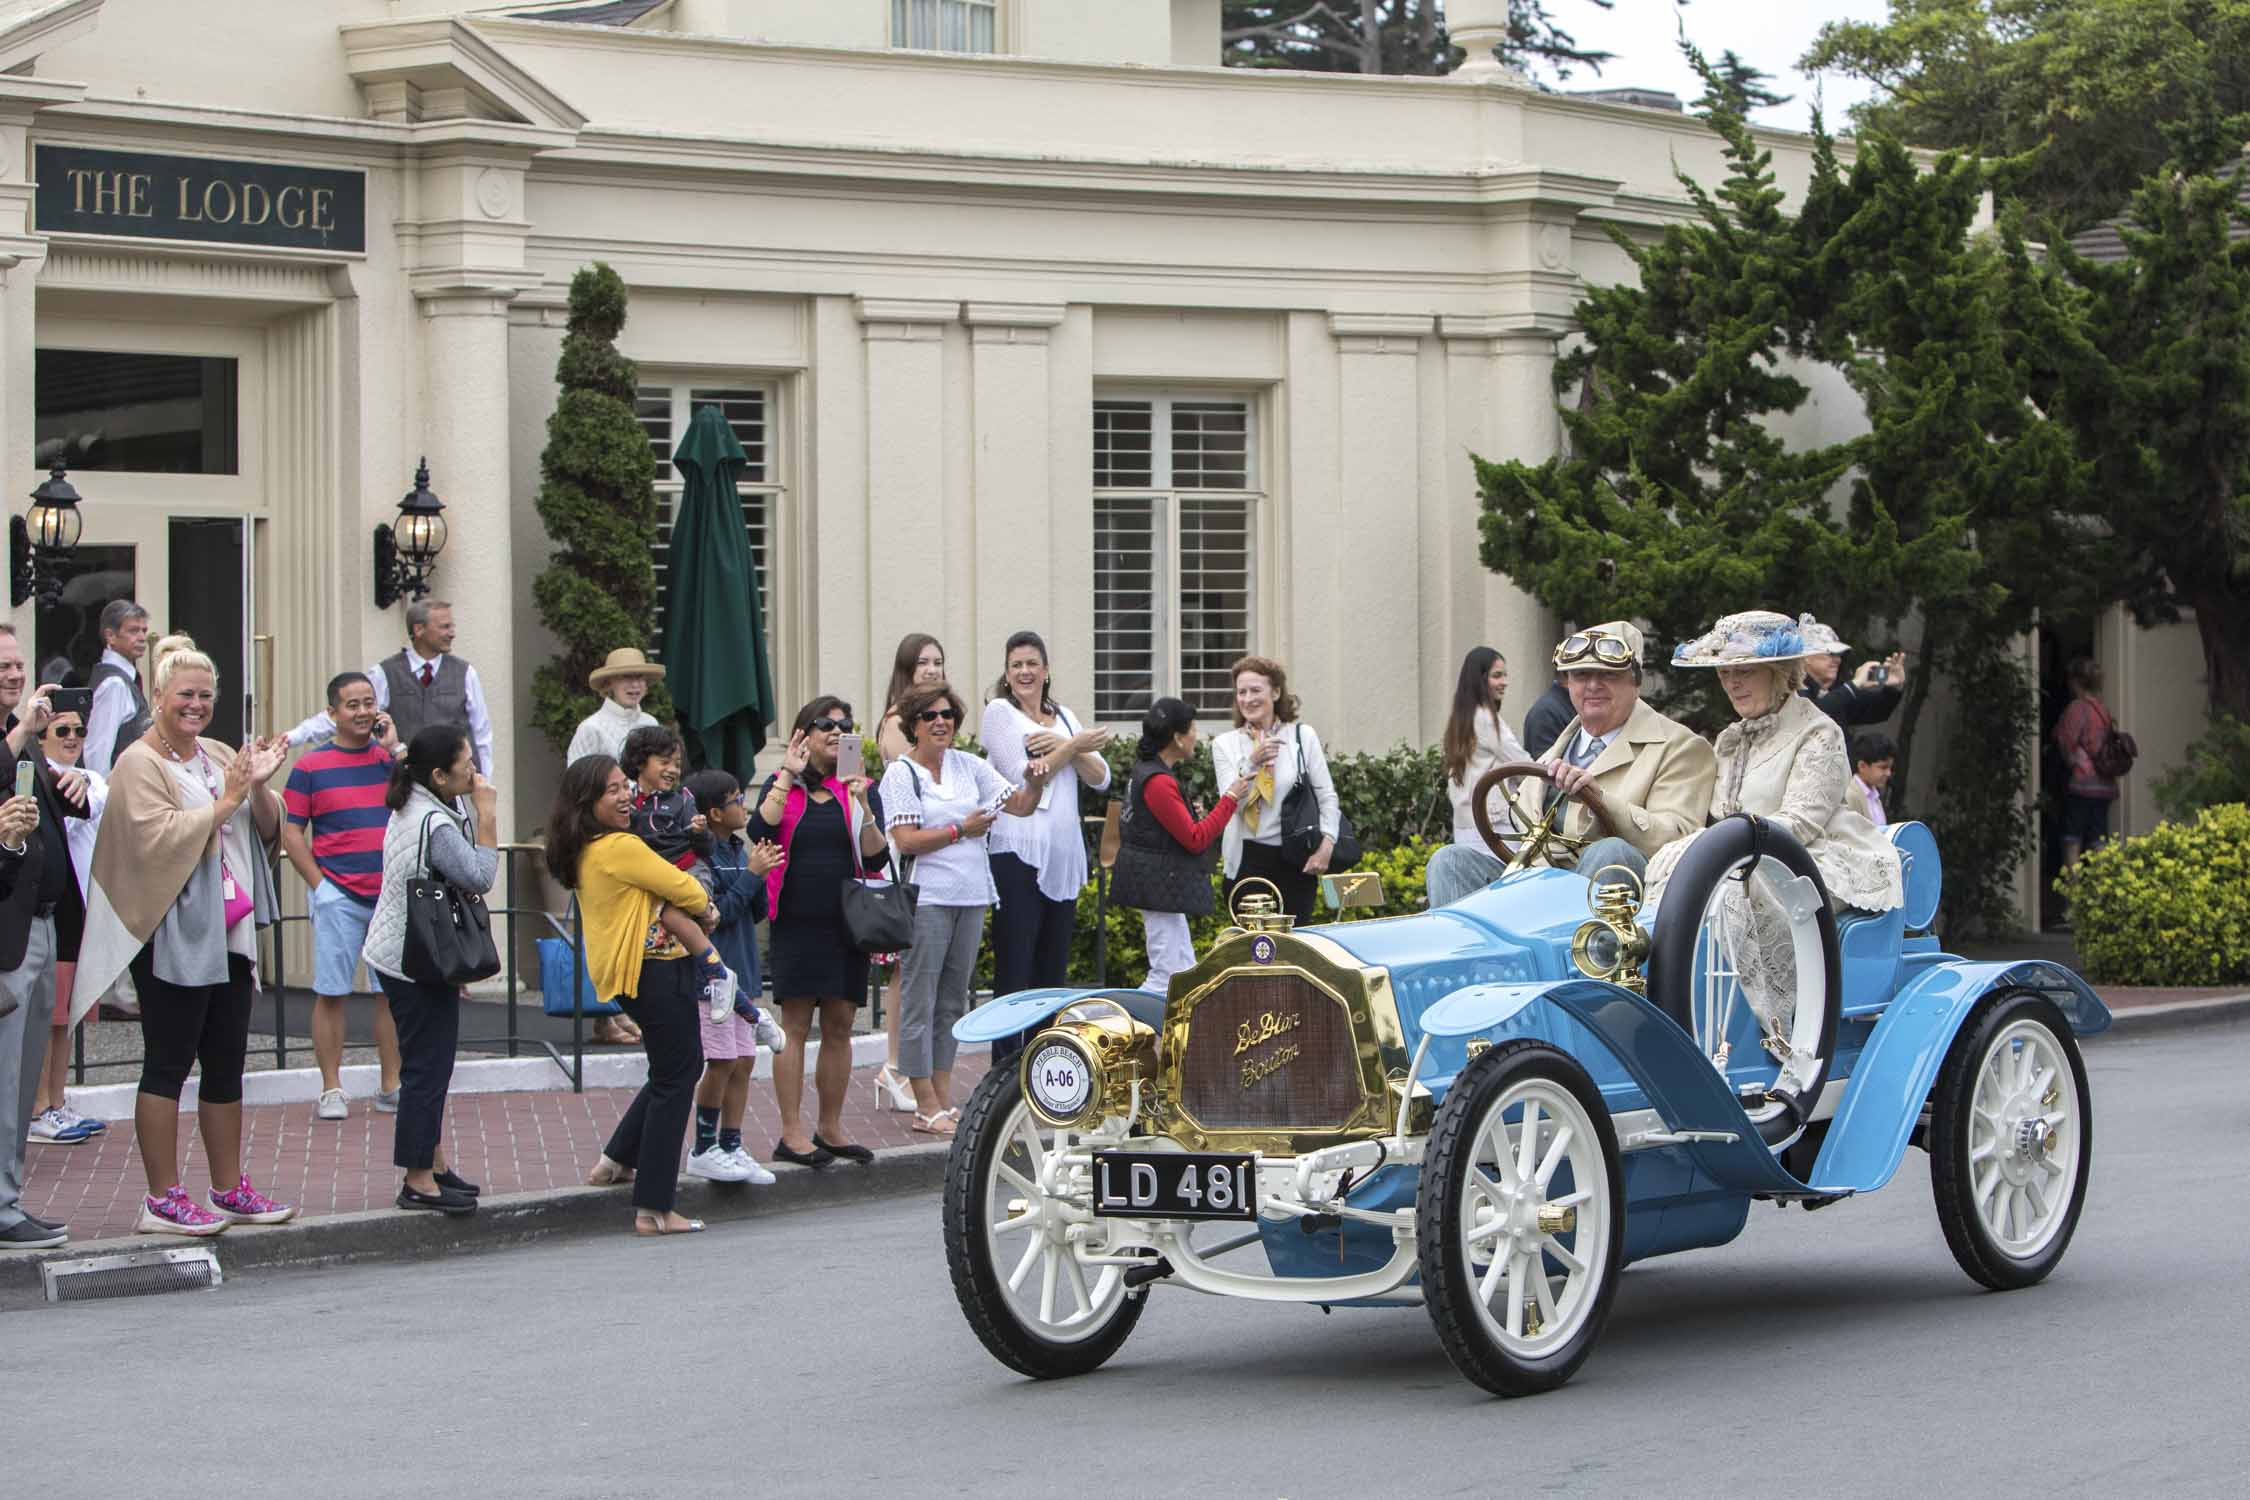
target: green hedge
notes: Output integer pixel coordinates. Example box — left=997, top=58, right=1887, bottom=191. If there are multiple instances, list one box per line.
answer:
left=2054, top=804, right=2250, bottom=986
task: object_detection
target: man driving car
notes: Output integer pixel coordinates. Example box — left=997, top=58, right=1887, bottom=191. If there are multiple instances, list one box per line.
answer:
left=1425, top=621, right=1716, bottom=907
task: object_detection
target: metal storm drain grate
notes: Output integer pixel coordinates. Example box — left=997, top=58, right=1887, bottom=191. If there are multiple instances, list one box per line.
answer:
left=41, top=1247, right=223, bottom=1304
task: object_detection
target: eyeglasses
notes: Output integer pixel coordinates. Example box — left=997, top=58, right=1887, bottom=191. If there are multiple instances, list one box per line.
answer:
left=810, top=716, right=856, bottom=734
left=47, top=725, right=85, bottom=740
left=917, top=708, right=959, bottom=724
left=1555, top=633, right=1634, bottom=668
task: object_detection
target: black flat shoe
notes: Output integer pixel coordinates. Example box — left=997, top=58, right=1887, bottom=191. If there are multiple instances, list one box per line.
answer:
left=772, top=1141, right=834, bottom=1169
left=813, top=1134, right=874, bottom=1165
left=397, top=1184, right=477, bottom=1217
left=433, top=1169, right=481, bottom=1197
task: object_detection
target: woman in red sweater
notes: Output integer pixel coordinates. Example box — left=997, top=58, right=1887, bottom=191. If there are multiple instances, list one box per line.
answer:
left=1109, top=697, right=1256, bottom=997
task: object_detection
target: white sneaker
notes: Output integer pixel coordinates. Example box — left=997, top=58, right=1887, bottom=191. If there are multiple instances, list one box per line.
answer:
left=704, top=964, right=739, bottom=1023
left=752, top=1010, right=785, bottom=1052
left=728, top=1148, right=777, bottom=1186
left=685, top=1146, right=749, bottom=1183
left=28, top=1108, right=96, bottom=1144
left=316, top=1089, right=348, bottom=1121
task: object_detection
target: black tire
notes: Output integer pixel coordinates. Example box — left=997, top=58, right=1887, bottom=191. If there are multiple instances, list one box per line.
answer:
left=1646, top=813, right=1841, bottom=1147
left=1928, top=990, right=2093, bottom=1291
left=943, top=1064, right=1146, bottom=1379
left=1418, top=1041, right=1626, bottom=1397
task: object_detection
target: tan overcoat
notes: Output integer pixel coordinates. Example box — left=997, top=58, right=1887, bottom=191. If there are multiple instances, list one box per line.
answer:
left=1534, top=697, right=1718, bottom=864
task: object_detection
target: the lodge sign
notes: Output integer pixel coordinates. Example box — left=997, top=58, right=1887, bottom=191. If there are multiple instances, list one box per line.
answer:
left=34, top=145, right=366, bottom=254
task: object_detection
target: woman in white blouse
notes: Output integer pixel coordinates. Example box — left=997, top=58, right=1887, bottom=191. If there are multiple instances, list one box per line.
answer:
left=1210, top=654, right=1339, bottom=921
left=877, top=681, right=1046, bottom=1135
left=980, top=630, right=1111, bottom=1010
left=1646, top=612, right=1903, bottom=1040
left=1441, top=646, right=1528, bottom=850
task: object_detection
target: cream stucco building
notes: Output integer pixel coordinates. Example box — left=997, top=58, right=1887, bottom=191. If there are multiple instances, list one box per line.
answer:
left=0, top=0, right=2209, bottom=929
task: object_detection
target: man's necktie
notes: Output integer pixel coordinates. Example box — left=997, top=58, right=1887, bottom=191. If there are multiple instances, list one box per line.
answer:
left=1548, top=733, right=1608, bottom=812
left=419, top=663, right=435, bottom=688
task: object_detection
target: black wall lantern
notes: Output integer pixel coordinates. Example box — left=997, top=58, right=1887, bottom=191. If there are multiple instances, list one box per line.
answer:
left=10, top=462, right=85, bottom=609
left=373, top=457, right=448, bottom=610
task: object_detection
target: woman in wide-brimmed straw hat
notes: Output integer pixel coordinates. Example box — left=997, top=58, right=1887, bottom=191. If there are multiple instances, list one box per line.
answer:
left=1644, top=611, right=1904, bottom=1035
left=567, top=647, right=665, bottom=766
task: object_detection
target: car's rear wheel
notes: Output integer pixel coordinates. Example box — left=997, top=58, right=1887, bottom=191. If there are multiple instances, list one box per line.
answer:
left=1928, top=990, right=2092, bottom=1290
left=1418, top=1042, right=1625, bottom=1397
left=1647, top=814, right=1841, bottom=1151
left=943, top=1064, right=1145, bottom=1378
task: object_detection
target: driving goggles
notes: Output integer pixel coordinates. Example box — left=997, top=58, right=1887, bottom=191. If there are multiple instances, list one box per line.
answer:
left=1554, top=633, right=1635, bottom=669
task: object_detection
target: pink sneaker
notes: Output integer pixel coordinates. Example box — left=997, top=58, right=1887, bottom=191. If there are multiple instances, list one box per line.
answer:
left=137, top=1186, right=227, bottom=1237
left=209, top=1176, right=296, bottom=1226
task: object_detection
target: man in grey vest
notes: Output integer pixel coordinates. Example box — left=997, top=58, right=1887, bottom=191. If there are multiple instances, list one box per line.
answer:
left=287, top=599, right=494, bottom=772
left=84, top=599, right=152, bottom=778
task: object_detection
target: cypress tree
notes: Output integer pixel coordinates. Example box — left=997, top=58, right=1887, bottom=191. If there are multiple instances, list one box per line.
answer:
left=529, top=262, right=670, bottom=754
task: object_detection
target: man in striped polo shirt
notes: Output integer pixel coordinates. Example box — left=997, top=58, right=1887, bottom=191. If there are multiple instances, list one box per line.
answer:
left=281, top=672, right=402, bottom=1121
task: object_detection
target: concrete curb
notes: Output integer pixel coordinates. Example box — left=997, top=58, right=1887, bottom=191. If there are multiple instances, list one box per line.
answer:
left=1, top=1141, right=952, bottom=1314
left=2093, top=992, right=2250, bottom=1037
left=61, top=1031, right=940, bottom=1122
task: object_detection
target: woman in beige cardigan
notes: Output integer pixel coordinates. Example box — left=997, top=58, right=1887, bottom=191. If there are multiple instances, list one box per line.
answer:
left=1646, top=612, right=1903, bottom=1038
left=74, top=648, right=293, bottom=1237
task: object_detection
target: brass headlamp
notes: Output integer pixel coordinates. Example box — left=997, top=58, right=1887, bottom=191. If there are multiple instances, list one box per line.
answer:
left=1020, top=997, right=1158, bottom=1129
left=1570, top=865, right=1650, bottom=994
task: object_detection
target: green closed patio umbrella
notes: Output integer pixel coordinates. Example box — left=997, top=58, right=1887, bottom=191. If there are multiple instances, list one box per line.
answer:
left=664, top=404, right=776, bottom=778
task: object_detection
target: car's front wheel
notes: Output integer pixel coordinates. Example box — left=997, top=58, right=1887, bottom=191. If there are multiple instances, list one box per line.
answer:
left=943, top=1064, right=1146, bottom=1378
left=1927, top=989, right=2092, bottom=1290
left=1418, top=1041, right=1625, bottom=1396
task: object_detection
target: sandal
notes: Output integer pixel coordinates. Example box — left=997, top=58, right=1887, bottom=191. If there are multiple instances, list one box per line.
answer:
left=635, top=1211, right=704, bottom=1236
left=586, top=1155, right=637, bottom=1187
left=591, top=1018, right=634, bottom=1046
left=873, top=1065, right=916, bottom=1114
left=911, top=1110, right=957, bottom=1137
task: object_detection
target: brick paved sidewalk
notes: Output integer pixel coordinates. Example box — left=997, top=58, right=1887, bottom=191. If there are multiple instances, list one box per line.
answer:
left=25, top=1054, right=988, bottom=1244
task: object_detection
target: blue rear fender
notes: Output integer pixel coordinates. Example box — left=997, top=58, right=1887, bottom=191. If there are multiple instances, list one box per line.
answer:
left=1809, top=959, right=2111, bottom=1192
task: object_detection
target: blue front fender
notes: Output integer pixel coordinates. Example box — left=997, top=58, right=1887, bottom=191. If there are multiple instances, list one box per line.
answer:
left=1809, top=959, right=2111, bottom=1191
left=950, top=987, right=1163, bottom=1044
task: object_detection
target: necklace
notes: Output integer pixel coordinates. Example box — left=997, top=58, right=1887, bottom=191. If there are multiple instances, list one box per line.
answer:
left=156, top=727, right=198, bottom=762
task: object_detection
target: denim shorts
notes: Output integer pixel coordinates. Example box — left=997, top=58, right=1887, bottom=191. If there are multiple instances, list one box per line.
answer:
left=310, top=878, right=378, bottom=997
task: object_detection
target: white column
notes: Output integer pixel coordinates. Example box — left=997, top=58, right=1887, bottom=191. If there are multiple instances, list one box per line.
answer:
left=1487, top=321, right=1569, bottom=664
left=858, top=296, right=958, bottom=705
left=1330, top=313, right=1433, bottom=746
left=0, top=80, right=75, bottom=639
left=808, top=295, right=870, bottom=707
left=965, top=301, right=1066, bottom=689
left=1045, top=305, right=1096, bottom=715
left=415, top=285, right=520, bottom=835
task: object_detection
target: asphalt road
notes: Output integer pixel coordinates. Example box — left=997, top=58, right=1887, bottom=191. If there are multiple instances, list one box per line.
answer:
left=13, top=1021, right=2248, bottom=1499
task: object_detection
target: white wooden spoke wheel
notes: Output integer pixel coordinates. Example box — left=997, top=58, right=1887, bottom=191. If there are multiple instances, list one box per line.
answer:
left=1419, top=1042, right=1625, bottom=1396
left=943, top=1066, right=1144, bottom=1378
left=1928, top=991, right=2093, bottom=1291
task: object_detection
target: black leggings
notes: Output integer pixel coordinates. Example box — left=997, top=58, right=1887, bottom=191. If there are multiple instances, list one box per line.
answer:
left=134, top=949, right=256, bottom=1104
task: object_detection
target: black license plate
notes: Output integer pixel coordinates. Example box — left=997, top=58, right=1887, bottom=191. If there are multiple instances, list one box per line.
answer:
left=1091, top=1150, right=1257, bottom=1222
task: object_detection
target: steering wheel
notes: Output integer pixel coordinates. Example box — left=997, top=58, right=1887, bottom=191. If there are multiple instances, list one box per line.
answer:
left=1471, top=760, right=1619, bottom=874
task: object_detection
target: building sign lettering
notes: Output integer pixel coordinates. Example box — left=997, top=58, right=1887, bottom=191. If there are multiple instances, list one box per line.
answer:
left=34, top=145, right=366, bottom=253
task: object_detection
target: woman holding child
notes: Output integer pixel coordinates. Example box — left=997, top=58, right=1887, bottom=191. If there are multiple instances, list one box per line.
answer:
left=546, top=754, right=715, bottom=1235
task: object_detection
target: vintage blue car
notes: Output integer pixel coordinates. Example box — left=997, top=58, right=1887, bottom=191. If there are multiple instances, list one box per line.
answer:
left=944, top=785, right=2106, bottom=1397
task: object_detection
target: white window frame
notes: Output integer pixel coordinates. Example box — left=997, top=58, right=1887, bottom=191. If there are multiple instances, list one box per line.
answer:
left=635, top=376, right=788, bottom=702
left=1092, top=389, right=1264, bottom=723
left=890, top=0, right=1000, bottom=53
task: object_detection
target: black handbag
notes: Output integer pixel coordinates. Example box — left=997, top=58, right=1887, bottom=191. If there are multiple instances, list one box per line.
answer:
left=402, top=811, right=501, bottom=987
left=840, top=790, right=918, bottom=955
left=1110, top=763, right=1217, bottom=915
left=1280, top=726, right=1361, bottom=870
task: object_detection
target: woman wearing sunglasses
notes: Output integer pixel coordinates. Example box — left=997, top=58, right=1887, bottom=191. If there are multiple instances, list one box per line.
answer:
left=877, top=681, right=1046, bottom=1135
left=24, top=708, right=111, bottom=1145
left=750, top=696, right=892, bottom=1166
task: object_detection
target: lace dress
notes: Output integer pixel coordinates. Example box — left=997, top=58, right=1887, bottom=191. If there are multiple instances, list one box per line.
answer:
left=1645, top=695, right=1904, bottom=1038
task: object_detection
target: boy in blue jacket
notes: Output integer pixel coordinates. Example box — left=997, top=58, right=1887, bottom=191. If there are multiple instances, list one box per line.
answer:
left=682, top=770, right=786, bottom=1185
